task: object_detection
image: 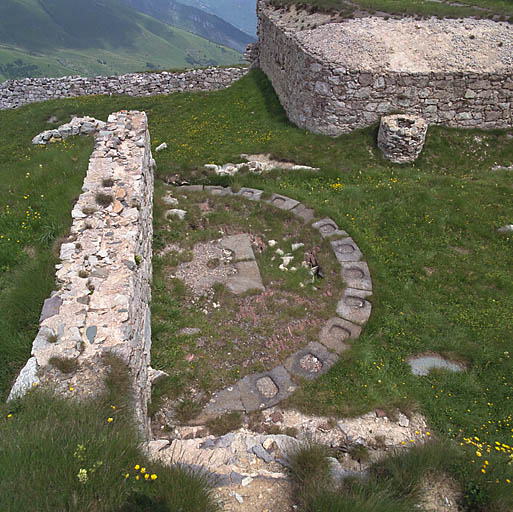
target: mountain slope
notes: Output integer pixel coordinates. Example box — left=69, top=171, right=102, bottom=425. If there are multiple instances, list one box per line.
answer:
left=0, top=0, right=243, bottom=81
left=120, top=0, right=255, bottom=53
left=177, top=0, right=258, bottom=36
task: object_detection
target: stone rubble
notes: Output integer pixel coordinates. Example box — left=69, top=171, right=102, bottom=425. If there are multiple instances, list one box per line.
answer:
left=0, top=67, right=248, bottom=110
left=9, top=110, right=155, bottom=436
left=31, top=116, right=107, bottom=145
left=205, top=153, right=319, bottom=176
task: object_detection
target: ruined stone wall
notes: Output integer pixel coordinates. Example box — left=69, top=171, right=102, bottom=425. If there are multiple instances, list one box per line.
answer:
left=0, top=67, right=247, bottom=110
left=257, top=5, right=513, bottom=135
left=9, top=110, right=154, bottom=437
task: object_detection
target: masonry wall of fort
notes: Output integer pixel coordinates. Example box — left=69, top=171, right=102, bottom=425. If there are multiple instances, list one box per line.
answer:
left=9, top=111, right=154, bottom=436
left=256, top=2, right=513, bottom=135
left=0, top=67, right=247, bottom=110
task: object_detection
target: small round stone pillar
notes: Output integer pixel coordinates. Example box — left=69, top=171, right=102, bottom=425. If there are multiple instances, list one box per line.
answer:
left=377, top=114, right=428, bottom=164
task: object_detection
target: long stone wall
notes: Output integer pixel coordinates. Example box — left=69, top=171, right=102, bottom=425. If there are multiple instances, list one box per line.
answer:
left=9, top=110, right=154, bottom=437
left=0, top=67, right=248, bottom=110
left=257, top=2, right=513, bottom=135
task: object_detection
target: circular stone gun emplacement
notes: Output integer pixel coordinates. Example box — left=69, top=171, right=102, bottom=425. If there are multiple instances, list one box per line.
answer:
left=378, top=114, right=428, bottom=164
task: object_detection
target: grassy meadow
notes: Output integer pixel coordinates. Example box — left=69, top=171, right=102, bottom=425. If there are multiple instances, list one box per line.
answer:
left=0, top=69, right=512, bottom=509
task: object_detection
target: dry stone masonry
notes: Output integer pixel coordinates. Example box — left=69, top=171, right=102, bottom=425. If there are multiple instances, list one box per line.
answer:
left=0, top=67, right=248, bottom=110
left=9, top=110, right=154, bottom=437
left=377, top=114, right=428, bottom=163
left=32, top=116, right=107, bottom=145
left=256, top=1, right=513, bottom=135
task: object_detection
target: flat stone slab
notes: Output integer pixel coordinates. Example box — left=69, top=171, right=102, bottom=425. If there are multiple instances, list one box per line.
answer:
left=330, top=237, right=363, bottom=263
left=284, top=342, right=338, bottom=380
left=408, top=355, right=466, bottom=376
left=312, top=218, right=348, bottom=239
left=220, top=234, right=256, bottom=261
left=236, top=188, right=263, bottom=201
left=226, top=260, right=265, bottom=294
left=204, top=185, right=233, bottom=196
left=264, top=194, right=299, bottom=211
left=178, top=185, right=204, bottom=192
left=341, top=261, right=372, bottom=291
left=238, top=366, right=296, bottom=412
left=8, top=357, right=40, bottom=401
left=290, top=203, right=315, bottom=223
left=319, top=317, right=362, bottom=354
left=39, top=295, right=62, bottom=323
left=336, top=288, right=372, bottom=326
left=203, top=385, right=245, bottom=416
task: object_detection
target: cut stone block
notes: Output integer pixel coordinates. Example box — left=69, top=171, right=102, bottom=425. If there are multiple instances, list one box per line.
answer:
left=202, top=385, right=245, bottom=416
left=178, top=185, right=203, bottom=192
left=236, top=188, right=263, bottom=201
left=264, top=194, right=299, bottom=211
left=336, top=288, right=372, bottom=325
left=319, top=317, right=362, bottom=354
left=341, top=261, right=372, bottom=291
left=204, top=185, right=233, bottom=196
left=238, top=366, right=296, bottom=412
left=284, top=342, right=338, bottom=380
left=312, top=218, right=348, bottom=238
left=330, top=237, right=363, bottom=263
left=226, top=260, right=265, bottom=294
left=290, top=203, right=315, bottom=223
left=220, top=234, right=256, bottom=261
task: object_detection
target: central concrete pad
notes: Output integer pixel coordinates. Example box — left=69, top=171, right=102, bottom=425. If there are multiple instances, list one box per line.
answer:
left=220, top=234, right=265, bottom=295
left=174, top=234, right=264, bottom=296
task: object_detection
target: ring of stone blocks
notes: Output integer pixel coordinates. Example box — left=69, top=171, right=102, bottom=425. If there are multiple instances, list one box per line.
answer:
left=176, top=185, right=373, bottom=415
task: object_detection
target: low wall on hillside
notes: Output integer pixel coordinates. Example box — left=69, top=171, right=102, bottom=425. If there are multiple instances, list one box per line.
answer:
left=9, top=110, right=154, bottom=437
left=0, top=67, right=248, bottom=110
left=257, top=2, right=513, bottom=135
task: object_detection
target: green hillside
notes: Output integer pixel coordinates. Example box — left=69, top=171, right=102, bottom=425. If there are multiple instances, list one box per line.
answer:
left=178, top=0, right=257, bottom=36
left=120, top=0, right=255, bottom=53
left=0, top=0, right=243, bottom=82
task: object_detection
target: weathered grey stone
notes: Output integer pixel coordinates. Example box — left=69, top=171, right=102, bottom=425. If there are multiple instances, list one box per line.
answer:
left=205, top=185, right=233, bottom=196
left=290, top=203, right=315, bottom=223
left=220, top=234, right=256, bottom=261
left=408, top=354, right=465, bottom=376
left=227, top=260, right=265, bottom=294
left=203, top=385, right=245, bottom=415
left=341, top=261, right=372, bottom=291
left=336, top=288, right=372, bottom=325
left=330, top=238, right=363, bottom=263
left=178, top=185, right=203, bottom=192
left=238, top=366, right=296, bottom=412
left=39, top=295, right=62, bottom=323
left=312, top=218, right=348, bottom=239
left=264, top=194, right=299, bottom=211
left=252, top=444, right=273, bottom=463
left=7, top=357, right=40, bottom=401
left=283, top=342, right=338, bottom=379
left=319, top=317, right=362, bottom=354
left=236, top=187, right=263, bottom=201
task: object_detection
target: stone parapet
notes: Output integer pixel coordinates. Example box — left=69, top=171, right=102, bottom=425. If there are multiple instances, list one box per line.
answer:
left=0, top=67, right=248, bottom=110
left=257, top=2, right=513, bottom=135
left=9, top=110, right=154, bottom=437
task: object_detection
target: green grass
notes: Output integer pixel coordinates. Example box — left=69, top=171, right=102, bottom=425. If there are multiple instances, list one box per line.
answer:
left=269, top=0, right=513, bottom=21
left=290, top=440, right=513, bottom=511
left=0, top=68, right=512, bottom=508
left=0, top=358, right=218, bottom=512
